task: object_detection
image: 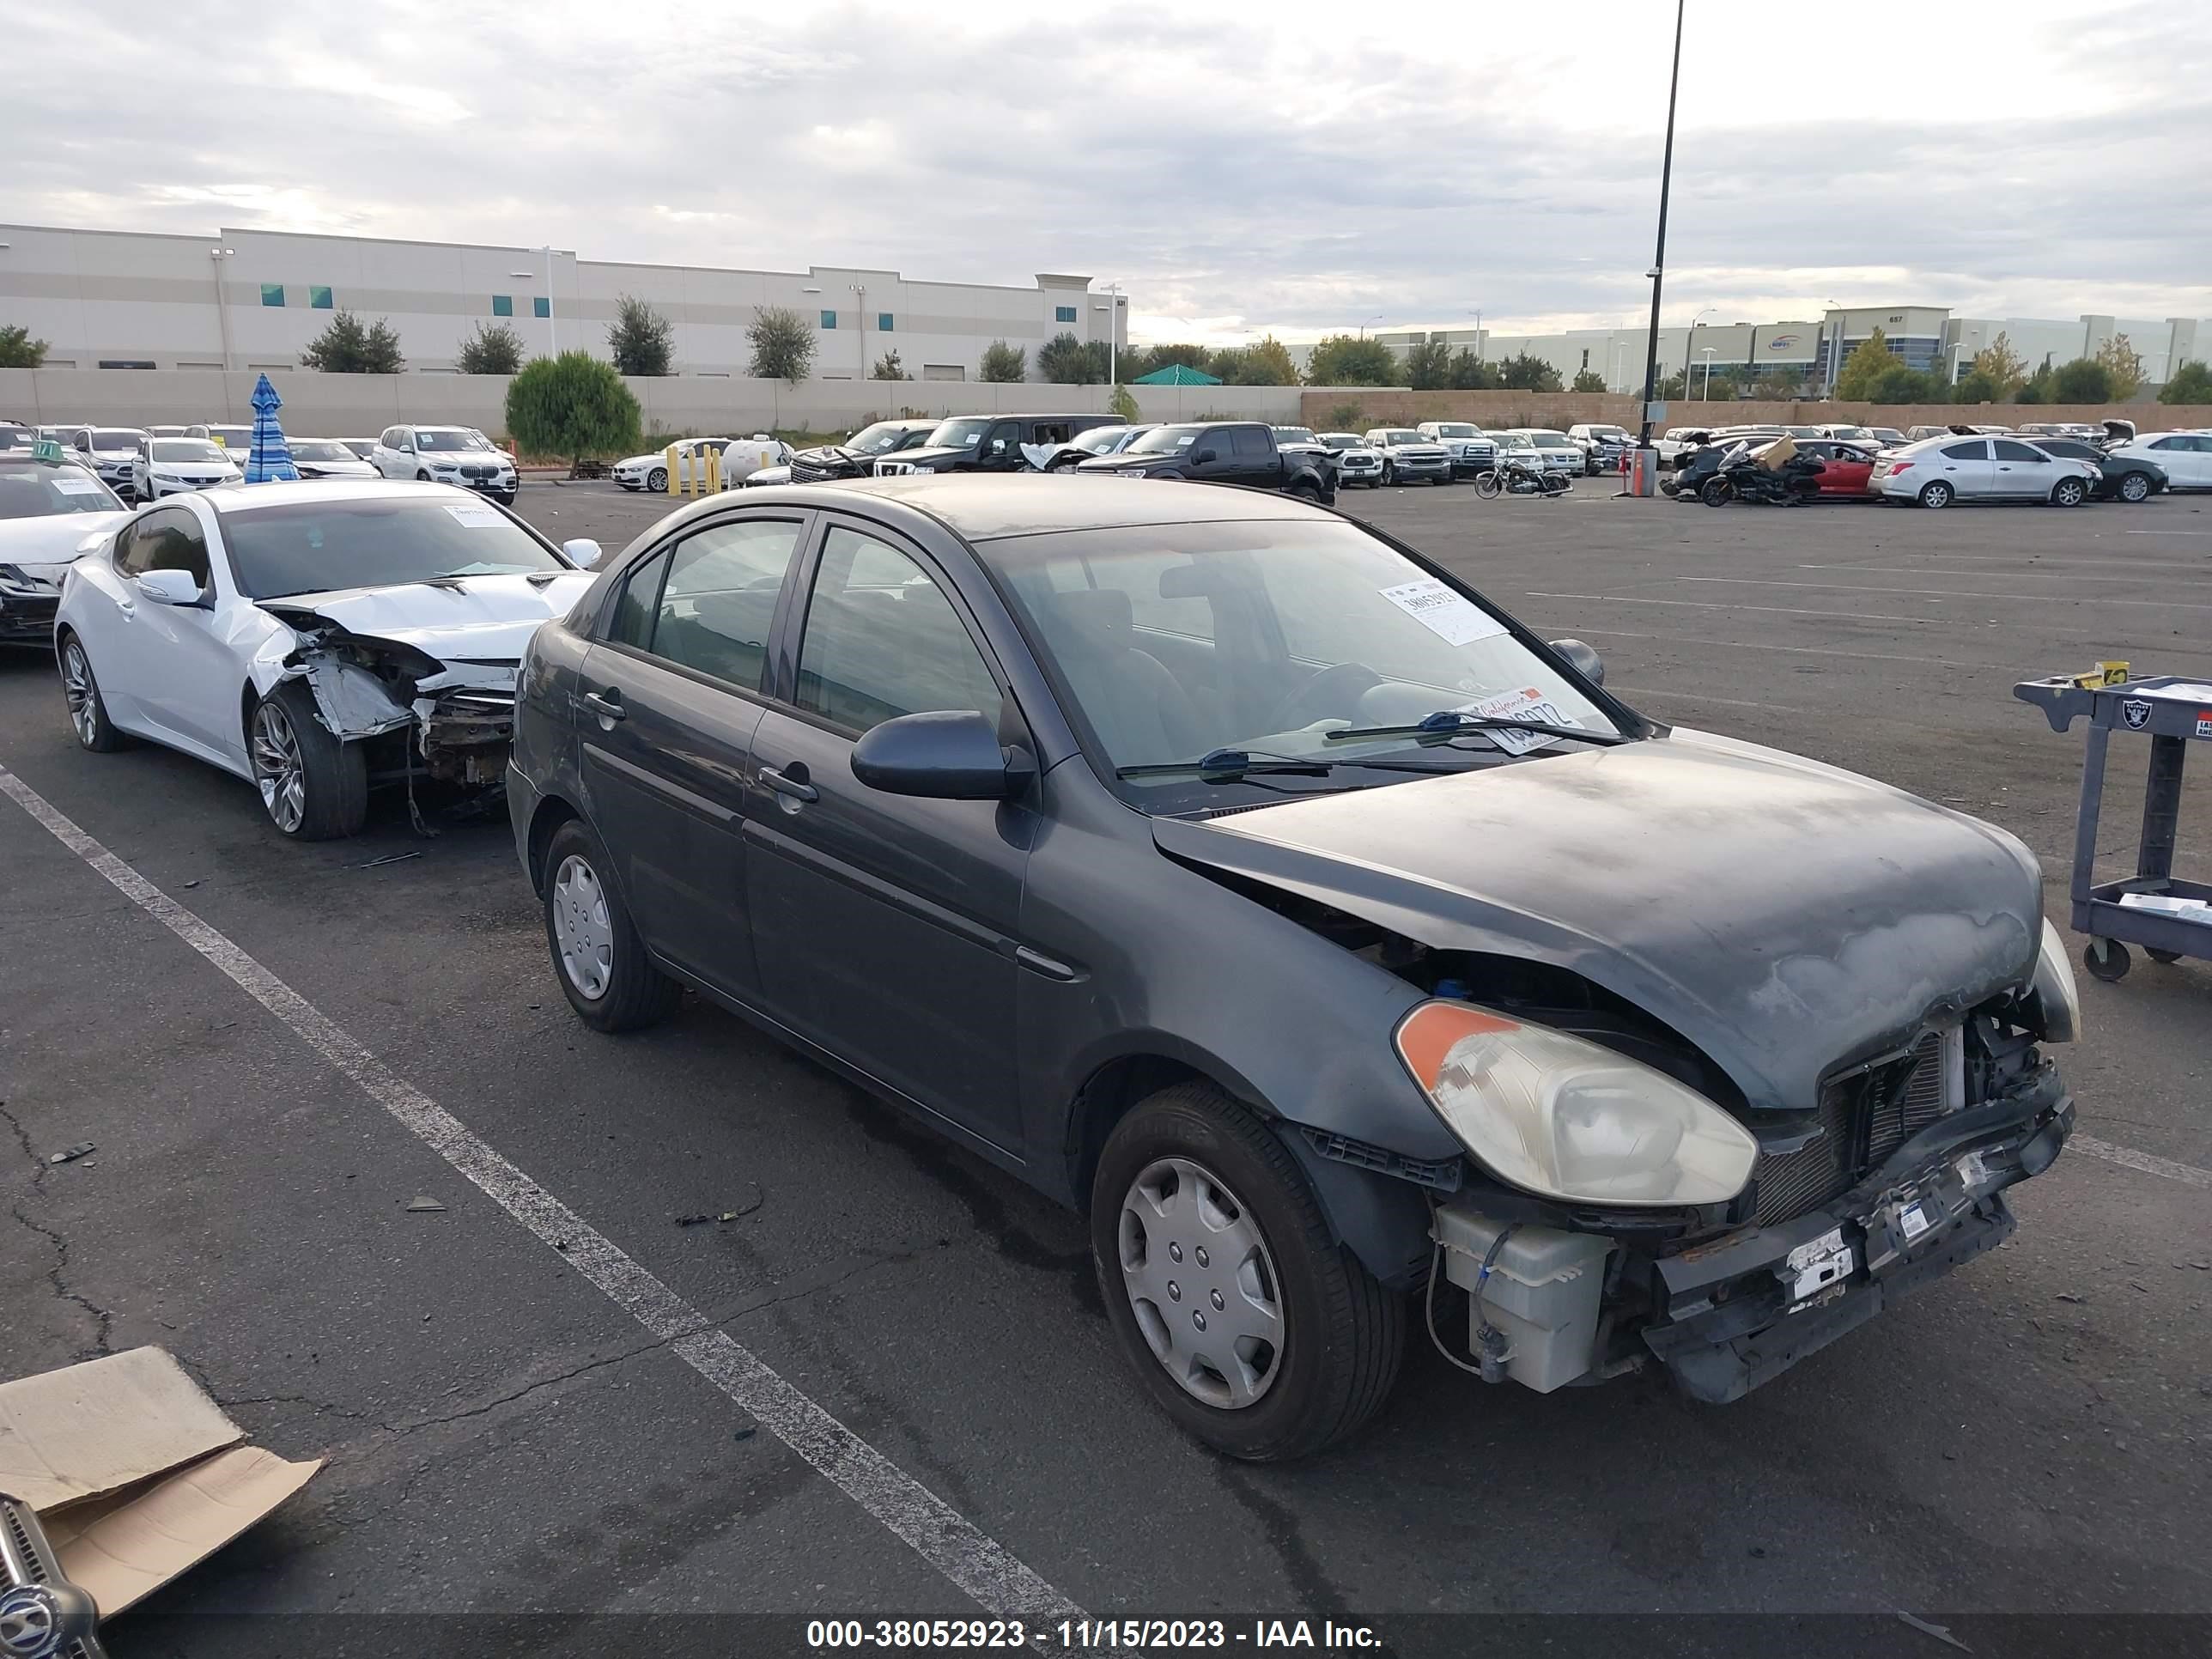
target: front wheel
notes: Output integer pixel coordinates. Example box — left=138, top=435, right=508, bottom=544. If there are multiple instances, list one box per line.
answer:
left=1381, top=463, right=1396, bottom=486
left=1699, top=477, right=1734, bottom=507
left=249, top=682, right=368, bottom=840
left=59, top=633, right=129, bottom=752
left=2118, top=471, right=2152, bottom=503
left=1091, top=1082, right=1405, bottom=1461
left=1917, top=480, right=1954, bottom=509
left=1473, top=471, right=1502, bottom=499
left=2049, top=477, right=2087, bottom=507
left=543, top=818, right=682, bottom=1032
left=647, top=467, right=668, bottom=493
left=416, top=470, right=432, bottom=483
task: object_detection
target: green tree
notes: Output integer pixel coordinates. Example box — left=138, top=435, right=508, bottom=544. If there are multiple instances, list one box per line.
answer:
left=1449, top=349, right=1500, bottom=391
left=609, top=295, right=675, bottom=376
left=1138, top=343, right=1213, bottom=378
left=2013, top=362, right=2057, bottom=404
left=300, top=310, right=404, bottom=374
left=2052, top=358, right=2115, bottom=403
left=1212, top=334, right=1298, bottom=386
left=1109, top=384, right=1141, bottom=422
left=1950, top=368, right=2002, bottom=404
left=455, top=320, right=526, bottom=376
left=1832, top=327, right=1901, bottom=401
left=503, top=350, right=642, bottom=470
left=1570, top=368, right=1607, bottom=393
left=1869, top=363, right=1942, bottom=404
left=2160, top=360, right=2212, bottom=404
left=978, top=340, right=1027, bottom=383
left=744, top=306, right=813, bottom=385
left=1964, top=331, right=2027, bottom=398
left=1653, top=370, right=1687, bottom=399
left=1080, top=341, right=1115, bottom=383
left=1407, top=338, right=1453, bottom=391
left=1036, top=331, right=1098, bottom=384
left=0, top=324, right=47, bottom=368
left=2094, top=334, right=2144, bottom=400
left=1324, top=401, right=1364, bottom=430
left=871, top=348, right=912, bottom=381
left=1497, top=351, right=1563, bottom=392
left=1304, top=333, right=1400, bottom=386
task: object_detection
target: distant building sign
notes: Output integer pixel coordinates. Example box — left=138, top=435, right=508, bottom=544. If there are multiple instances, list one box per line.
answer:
left=1767, top=334, right=1800, bottom=350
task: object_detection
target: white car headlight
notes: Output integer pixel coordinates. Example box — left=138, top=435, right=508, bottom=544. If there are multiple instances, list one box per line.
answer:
left=2029, top=920, right=2081, bottom=1043
left=1395, top=1001, right=1759, bottom=1206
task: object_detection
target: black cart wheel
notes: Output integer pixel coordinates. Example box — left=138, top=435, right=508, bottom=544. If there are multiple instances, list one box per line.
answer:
left=2146, top=947, right=2185, bottom=964
left=2083, top=939, right=2130, bottom=981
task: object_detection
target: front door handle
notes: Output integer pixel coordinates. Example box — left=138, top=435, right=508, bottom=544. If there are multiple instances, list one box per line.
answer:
left=759, top=764, right=817, bottom=803
left=583, top=690, right=626, bottom=721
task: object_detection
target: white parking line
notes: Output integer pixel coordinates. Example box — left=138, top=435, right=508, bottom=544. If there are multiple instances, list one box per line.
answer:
left=2071, top=1134, right=2211, bottom=1191
left=1680, top=575, right=2212, bottom=612
left=2125, top=530, right=2212, bottom=537
left=0, top=763, right=1103, bottom=1638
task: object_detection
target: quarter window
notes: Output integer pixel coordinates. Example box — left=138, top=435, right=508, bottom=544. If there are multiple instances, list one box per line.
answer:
left=621, top=520, right=805, bottom=690
left=795, top=527, right=1000, bottom=732
left=1940, top=441, right=1988, bottom=461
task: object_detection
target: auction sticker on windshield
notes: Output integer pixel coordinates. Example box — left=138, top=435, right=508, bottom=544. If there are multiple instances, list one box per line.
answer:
left=1379, top=578, right=1509, bottom=647
left=53, top=477, right=103, bottom=495
left=444, top=503, right=506, bottom=528
left=1459, top=685, right=1582, bottom=755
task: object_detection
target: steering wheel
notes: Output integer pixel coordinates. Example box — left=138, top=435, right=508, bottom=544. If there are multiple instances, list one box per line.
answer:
left=1265, top=662, right=1382, bottom=732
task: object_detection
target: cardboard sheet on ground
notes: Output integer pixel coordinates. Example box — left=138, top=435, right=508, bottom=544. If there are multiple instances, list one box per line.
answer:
left=0, top=1347, right=321, bottom=1616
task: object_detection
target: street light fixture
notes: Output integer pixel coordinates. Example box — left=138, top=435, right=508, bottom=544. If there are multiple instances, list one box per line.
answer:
left=1358, top=312, right=1385, bottom=340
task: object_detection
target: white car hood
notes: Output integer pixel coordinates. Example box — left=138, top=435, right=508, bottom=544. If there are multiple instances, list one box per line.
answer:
left=0, top=511, right=128, bottom=580
left=259, top=572, right=596, bottom=665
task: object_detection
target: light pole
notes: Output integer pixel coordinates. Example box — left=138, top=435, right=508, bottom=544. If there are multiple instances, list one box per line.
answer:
left=1358, top=312, right=1385, bottom=340
left=209, top=246, right=236, bottom=384
left=1635, top=0, right=1687, bottom=448
left=1611, top=338, right=1627, bottom=392
left=1698, top=346, right=1717, bottom=400
left=852, top=281, right=867, bottom=380
left=1093, top=280, right=1122, bottom=384
left=1463, top=307, right=1482, bottom=360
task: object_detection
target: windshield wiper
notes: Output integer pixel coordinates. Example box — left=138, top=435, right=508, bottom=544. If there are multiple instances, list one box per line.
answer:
left=1115, top=747, right=1477, bottom=782
left=1324, top=710, right=1626, bottom=747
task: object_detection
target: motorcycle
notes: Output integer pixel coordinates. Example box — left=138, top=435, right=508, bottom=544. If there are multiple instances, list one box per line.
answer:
left=1474, top=458, right=1571, bottom=498
left=1698, top=437, right=1823, bottom=507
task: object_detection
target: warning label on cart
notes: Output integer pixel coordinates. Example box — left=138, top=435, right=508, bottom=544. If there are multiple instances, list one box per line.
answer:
left=2198, top=709, right=2212, bottom=738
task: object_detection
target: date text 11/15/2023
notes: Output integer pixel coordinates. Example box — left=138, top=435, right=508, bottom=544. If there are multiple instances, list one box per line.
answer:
left=805, top=1619, right=1382, bottom=1649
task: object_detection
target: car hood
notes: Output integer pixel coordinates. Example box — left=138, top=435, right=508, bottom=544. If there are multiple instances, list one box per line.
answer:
left=1151, top=727, right=2043, bottom=1115
left=258, top=572, right=598, bottom=663
left=1378, top=442, right=1448, bottom=455
left=0, top=511, right=129, bottom=577
left=292, top=459, right=375, bottom=476
left=875, top=445, right=970, bottom=469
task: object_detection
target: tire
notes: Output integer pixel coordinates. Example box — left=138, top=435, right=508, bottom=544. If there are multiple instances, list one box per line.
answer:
left=58, top=632, right=129, bottom=753
left=1431, top=473, right=1451, bottom=486
left=1699, top=477, right=1733, bottom=507
left=1473, top=471, right=1502, bottom=499
left=249, top=682, right=368, bottom=840
left=2082, top=939, right=2130, bottom=982
left=647, top=467, right=668, bottom=493
left=543, top=818, right=681, bottom=1032
left=1091, top=1082, right=1405, bottom=1462
left=2146, top=946, right=2184, bottom=965
left=2118, top=471, right=2152, bottom=503
left=1381, top=463, right=1395, bottom=487
left=1917, top=480, right=1954, bottom=509
left=2049, top=477, right=2087, bottom=507
left=416, top=470, right=432, bottom=483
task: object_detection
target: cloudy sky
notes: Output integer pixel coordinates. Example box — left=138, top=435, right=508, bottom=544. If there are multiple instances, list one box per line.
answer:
left=9, top=0, right=2208, bottom=344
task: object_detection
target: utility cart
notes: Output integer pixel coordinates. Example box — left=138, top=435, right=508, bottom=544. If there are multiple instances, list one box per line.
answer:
left=2016, top=670, right=2212, bottom=981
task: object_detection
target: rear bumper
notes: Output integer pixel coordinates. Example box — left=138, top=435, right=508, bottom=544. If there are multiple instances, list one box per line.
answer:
left=1641, top=1066, right=2071, bottom=1402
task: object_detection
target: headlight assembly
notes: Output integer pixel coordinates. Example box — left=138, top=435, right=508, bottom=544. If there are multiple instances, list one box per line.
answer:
left=1395, top=1001, right=1759, bottom=1207
left=2030, top=919, right=2081, bottom=1043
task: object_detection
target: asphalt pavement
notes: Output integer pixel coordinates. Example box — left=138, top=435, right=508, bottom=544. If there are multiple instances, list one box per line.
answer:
left=3, top=475, right=2208, bottom=1656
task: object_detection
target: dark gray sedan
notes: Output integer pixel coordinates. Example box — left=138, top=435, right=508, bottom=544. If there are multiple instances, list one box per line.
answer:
left=508, top=477, right=2080, bottom=1459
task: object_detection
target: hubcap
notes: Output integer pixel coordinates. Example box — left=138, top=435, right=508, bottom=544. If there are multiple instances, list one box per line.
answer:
left=2123, top=475, right=2148, bottom=501
left=550, top=854, right=615, bottom=1000
left=1117, top=1156, right=1283, bottom=1410
left=250, top=701, right=307, bottom=833
left=62, top=642, right=99, bottom=746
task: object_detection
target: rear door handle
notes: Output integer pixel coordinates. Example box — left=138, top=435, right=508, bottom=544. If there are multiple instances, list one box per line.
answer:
left=582, top=690, right=626, bottom=720
left=759, top=765, right=817, bottom=803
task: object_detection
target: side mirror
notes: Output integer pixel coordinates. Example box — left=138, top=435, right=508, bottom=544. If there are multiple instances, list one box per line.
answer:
left=1192, top=448, right=1218, bottom=465
left=1549, top=637, right=1605, bottom=686
left=562, top=538, right=604, bottom=568
left=851, top=710, right=1020, bottom=800
left=137, top=568, right=205, bottom=606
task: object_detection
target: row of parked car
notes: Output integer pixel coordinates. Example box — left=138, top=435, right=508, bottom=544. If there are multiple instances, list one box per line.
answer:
left=7, top=419, right=524, bottom=506
left=1657, top=418, right=2204, bottom=508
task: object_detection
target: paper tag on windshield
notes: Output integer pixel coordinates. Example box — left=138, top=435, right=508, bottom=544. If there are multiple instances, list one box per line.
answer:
left=1459, top=685, right=1580, bottom=755
left=444, top=503, right=505, bottom=528
left=1379, top=579, right=1507, bottom=647
left=53, top=477, right=103, bottom=495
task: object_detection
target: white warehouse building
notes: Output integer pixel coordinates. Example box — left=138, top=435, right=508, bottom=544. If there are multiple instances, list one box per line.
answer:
left=0, top=222, right=1130, bottom=382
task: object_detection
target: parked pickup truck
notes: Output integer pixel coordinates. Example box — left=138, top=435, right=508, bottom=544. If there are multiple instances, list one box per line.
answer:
left=1075, top=421, right=1337, bottom=503
left=1566, top=423, right=1633, bottom=475
left=874, top=412, right=1121, bottom=476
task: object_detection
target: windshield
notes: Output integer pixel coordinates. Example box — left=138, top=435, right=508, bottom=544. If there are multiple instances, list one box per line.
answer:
left=1126, top=425, right=1202, bottom=454
left=286, top=441, right=357, bottom=463
left=1073, top=426, right=1132, bottom=454
left=846, top=422, right=921, bottom=454
left=1319, top=434, right=1359, bottom=450
left=90, top=429, right=143, bottom=452
left=150, top=440, right=231, bottom=465
left=0, top=465, right=123, bottom=518
left=1522, top=431, right=1570, bottom=445
left=1494, top=434, right=1535, bottom=450
left=1827, top=427, right=1872, bottom=440
left=416, top=428, right=494, bottom=452
left=1431, top=423, right=1478, bottom=438
left=1274, top=428, right=1318, bottom=446
left=204, top=427, right=250, bottom=447
left=222, top=498, right=568, bottom=599
left=986, top=520, right=1624, bottom=808
left=1585, top=426, right=1628, bottom=441
left=926, top=416, right=993, bottom=450
left=1783, top=426, right=1824, bottom=438
left=0, top=426, right=34, bottom=449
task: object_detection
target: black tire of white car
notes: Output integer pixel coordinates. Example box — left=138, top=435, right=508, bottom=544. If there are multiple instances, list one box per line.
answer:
left=2050, top=477, right=2087, bottom=507
left=58, top=632, right=129, bottom=753
left=252, top=682, right=368, bottom=840
left=542, top=818, right=682, bottom=1033
left=1090, top=1082, right=1406, bottom=1462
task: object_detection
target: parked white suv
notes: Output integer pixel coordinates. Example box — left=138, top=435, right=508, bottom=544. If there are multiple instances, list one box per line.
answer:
left=70, top=427, right=149, bottom=499
left=1414, top=421, right=1496, bottom=477
left=371, top=424, right=518, bottom=503
left=1500, top=429, right=1584, bottom=474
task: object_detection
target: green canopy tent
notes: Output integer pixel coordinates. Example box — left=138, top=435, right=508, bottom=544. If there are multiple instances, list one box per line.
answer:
left=1131, top=363, right=1223, bottom=386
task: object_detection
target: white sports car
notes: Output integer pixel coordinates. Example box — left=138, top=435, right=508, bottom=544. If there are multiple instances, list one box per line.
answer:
left=1, top=457, right=131, bottom=646
left=55, top=480, right=601, bottom=840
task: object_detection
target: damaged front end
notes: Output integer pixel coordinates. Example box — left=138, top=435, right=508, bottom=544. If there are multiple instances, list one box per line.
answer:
left=258, top=604, right=520, bottom=792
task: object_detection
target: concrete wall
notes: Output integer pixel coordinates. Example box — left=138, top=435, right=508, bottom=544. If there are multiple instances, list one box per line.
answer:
left=1298, top=388, right=2212, bottom=434
left=0, top=367, right=1301, bottom=441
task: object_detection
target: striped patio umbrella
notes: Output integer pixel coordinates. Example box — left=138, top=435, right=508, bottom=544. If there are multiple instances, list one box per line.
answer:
left=243, top=373, right=300, bottom=483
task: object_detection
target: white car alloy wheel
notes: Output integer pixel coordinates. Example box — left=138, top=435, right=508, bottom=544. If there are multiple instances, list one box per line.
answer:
left=1117, top=1155, right=1285, bottom=1409
left=1919, top=480, right=1954, bottom=508
left=61, top=640, right=100, bottom=748
left=2051, top=477, right=2087, bottom=507
left=250, top=700, right=307, bottom=833
left=550, top=854, right=615, bottom=1000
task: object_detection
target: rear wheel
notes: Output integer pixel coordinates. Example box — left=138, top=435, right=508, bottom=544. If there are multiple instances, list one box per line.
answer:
left=1917, top=480, right=1954, bottom=509
left=1091, top=1082, right=1405, bottom=1461
left=58, top=633, right=128, bottom=752
left=2117, top=471, right=2152, bottom=503
left=249, top=683, right=368, bottom=840
left=543, top=818, right=682, bottom=1032
left=2049, top=477, right=2087, bottom=507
